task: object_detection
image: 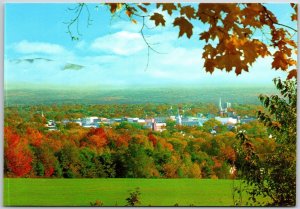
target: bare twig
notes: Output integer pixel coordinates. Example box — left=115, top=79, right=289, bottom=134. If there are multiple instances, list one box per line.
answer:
left=140, top=16, right=164, bottom=55
left=140, top=16, right=166, bottom=71
left=65, top=3, right=92, bottom=40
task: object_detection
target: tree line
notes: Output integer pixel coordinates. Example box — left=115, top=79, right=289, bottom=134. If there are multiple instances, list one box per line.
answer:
left=4, top=107, right=272, bottom=179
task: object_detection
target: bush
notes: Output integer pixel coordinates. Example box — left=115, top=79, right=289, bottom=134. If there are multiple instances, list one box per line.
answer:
left=125, top=187, right=141, bottom=206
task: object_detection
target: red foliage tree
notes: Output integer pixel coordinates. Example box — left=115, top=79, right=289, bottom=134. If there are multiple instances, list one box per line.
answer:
left=148, top=133, right=157, bottom=146
left=87, top=128, right=108, bottom=148
left=4, top=127, right=32, bottom=177
left=44, top=167, right=54, bottom=177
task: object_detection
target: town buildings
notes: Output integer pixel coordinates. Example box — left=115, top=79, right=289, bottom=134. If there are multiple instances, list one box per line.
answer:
left=45, top=98, right=256, bottom=133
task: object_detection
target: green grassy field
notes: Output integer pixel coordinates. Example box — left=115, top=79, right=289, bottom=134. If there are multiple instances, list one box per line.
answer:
left=4, top=178, right=249, bottom=206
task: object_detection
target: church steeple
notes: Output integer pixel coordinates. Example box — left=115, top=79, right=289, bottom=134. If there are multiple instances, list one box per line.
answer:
left=177, top=109, right=182, bottom=125
left=219, top=98, right=223, bottom=111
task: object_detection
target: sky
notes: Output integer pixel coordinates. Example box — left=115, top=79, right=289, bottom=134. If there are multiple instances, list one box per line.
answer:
left=4, top=3, right=297, bottom=89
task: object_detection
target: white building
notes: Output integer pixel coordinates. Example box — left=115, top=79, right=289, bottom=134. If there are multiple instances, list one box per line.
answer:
left=126, top=117, right=139, bottom=123
left=215, top=117, right=237, bottom=125
left=137, top=119, right=146, bottom=123
left=154, top=122, right=166, bottom=132
left=82, top=116, right=99, bottom=125
left=82, top=124, right=98, bottom=128
left=45, top=120, right=57, bottom=131
left=226, top=102, right=232, bottom=108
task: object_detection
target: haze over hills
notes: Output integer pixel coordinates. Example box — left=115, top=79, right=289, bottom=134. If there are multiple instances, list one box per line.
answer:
left=4, top=85, right=278, bottom=106
left=4, top=3, right=290, bottom=107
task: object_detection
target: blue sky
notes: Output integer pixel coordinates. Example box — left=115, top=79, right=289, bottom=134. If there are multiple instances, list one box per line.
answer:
left=4, top=3, right=297, bottom=89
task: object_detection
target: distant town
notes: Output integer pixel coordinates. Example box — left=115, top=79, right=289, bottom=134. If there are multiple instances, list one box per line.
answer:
left=45, top=98, right=256, bottom=134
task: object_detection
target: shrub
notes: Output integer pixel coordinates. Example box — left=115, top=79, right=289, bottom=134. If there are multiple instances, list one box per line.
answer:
left=125, top=187, right=141, bottom=206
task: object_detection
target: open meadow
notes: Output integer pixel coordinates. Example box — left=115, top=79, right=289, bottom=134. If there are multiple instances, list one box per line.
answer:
left=4, top=178, right=248, bottom=206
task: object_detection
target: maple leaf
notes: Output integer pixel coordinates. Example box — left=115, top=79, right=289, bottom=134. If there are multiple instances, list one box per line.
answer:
left=235, top=66, right=243, bottom=75
left=242, top=40, right=262, bottom=65
left=150, top=13, right=166, bottom=26
left=173, top=17, right=193, bottom=38
left=108, top=3, right=117, bottom=13
left=126, top=9, right=133, bottom=17
left=247, top=3, right=263, bottom=12
left=157, top=3, right=177, bottom=15
left=284, top=38, right=297, bottom=48
left=202, top=44, right=217, bottom=59
left=223, top=53, right=243, bottom=72
left=180, top=6, right=195, bottom=20
left=272, top=51, right=289, bottom=70
left=199, top=32, right=210, bottom=42
left=204, top=59, right=215, bottom=74
left=235, top=65, right=249, bottom=75
left=73, top=3, right=298, bottom=79
left=137, top=5, right=148, bottom=13
left=287, top=69, right=297, bottom=79
left=107, top=3, right=123, bottom=14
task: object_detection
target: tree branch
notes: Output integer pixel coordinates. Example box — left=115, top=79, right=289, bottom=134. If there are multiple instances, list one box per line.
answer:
left=139, top=16, right=166, bottom=71
left=65, top=3, right=92, bottom=40
left=262, top=5, right=297, bottom=32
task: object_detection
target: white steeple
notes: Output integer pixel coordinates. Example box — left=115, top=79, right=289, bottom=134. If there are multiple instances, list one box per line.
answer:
left=219, top=98, right=223, bottom=111
left=177, top=109, right=182, bottom=125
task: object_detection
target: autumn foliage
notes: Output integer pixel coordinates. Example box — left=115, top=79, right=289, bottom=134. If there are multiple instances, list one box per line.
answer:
left=96, top=3, right=298, bottom=79
left=4, top=127, right=32, bottom=177
left=87, top=128, right=108, bottom=149
left=3, top=104, right=275, bottom=180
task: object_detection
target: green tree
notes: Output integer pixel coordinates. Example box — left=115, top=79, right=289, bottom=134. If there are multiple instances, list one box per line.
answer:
left=235, top=78, right=296, bottom=206
left=202, top=118, right=222, bottom=133
left=33, top=161, right=45, bottom=177
left=78, top=148, right=98, bottom=177
left=166, top=119, right=176, bottom=133
left=55, top=144, right=81, bottom=178
left=124, top=138, right=157, bottom=178
left=97, top=152, right=116, bottom=178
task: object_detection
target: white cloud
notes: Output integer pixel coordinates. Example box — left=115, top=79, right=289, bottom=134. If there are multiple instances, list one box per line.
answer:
left=142, top=49, right=203, bottom=82
left=75, top=40, right=87, bottom=49
left=157, top=47, right=203, bottom=67
left=110, top=20, right=141, bottom=32
left=80, top=55, right=119, bottom=64
left=13, top=40, right=66, bottom=55
left=6, top=20, right=287, bottom=88
left=90, top=31, right=146, bottom=56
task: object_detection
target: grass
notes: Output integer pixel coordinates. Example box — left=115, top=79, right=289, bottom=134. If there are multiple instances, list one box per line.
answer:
left=4, top=178, right=250, bottom=206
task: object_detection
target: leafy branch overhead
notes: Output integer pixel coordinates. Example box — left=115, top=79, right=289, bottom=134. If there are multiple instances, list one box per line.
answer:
left=67, top=3, right=297, bottom=79
left=150, top=13, right=166, bottom=26
left=173, top=17, right=193, bottom=38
